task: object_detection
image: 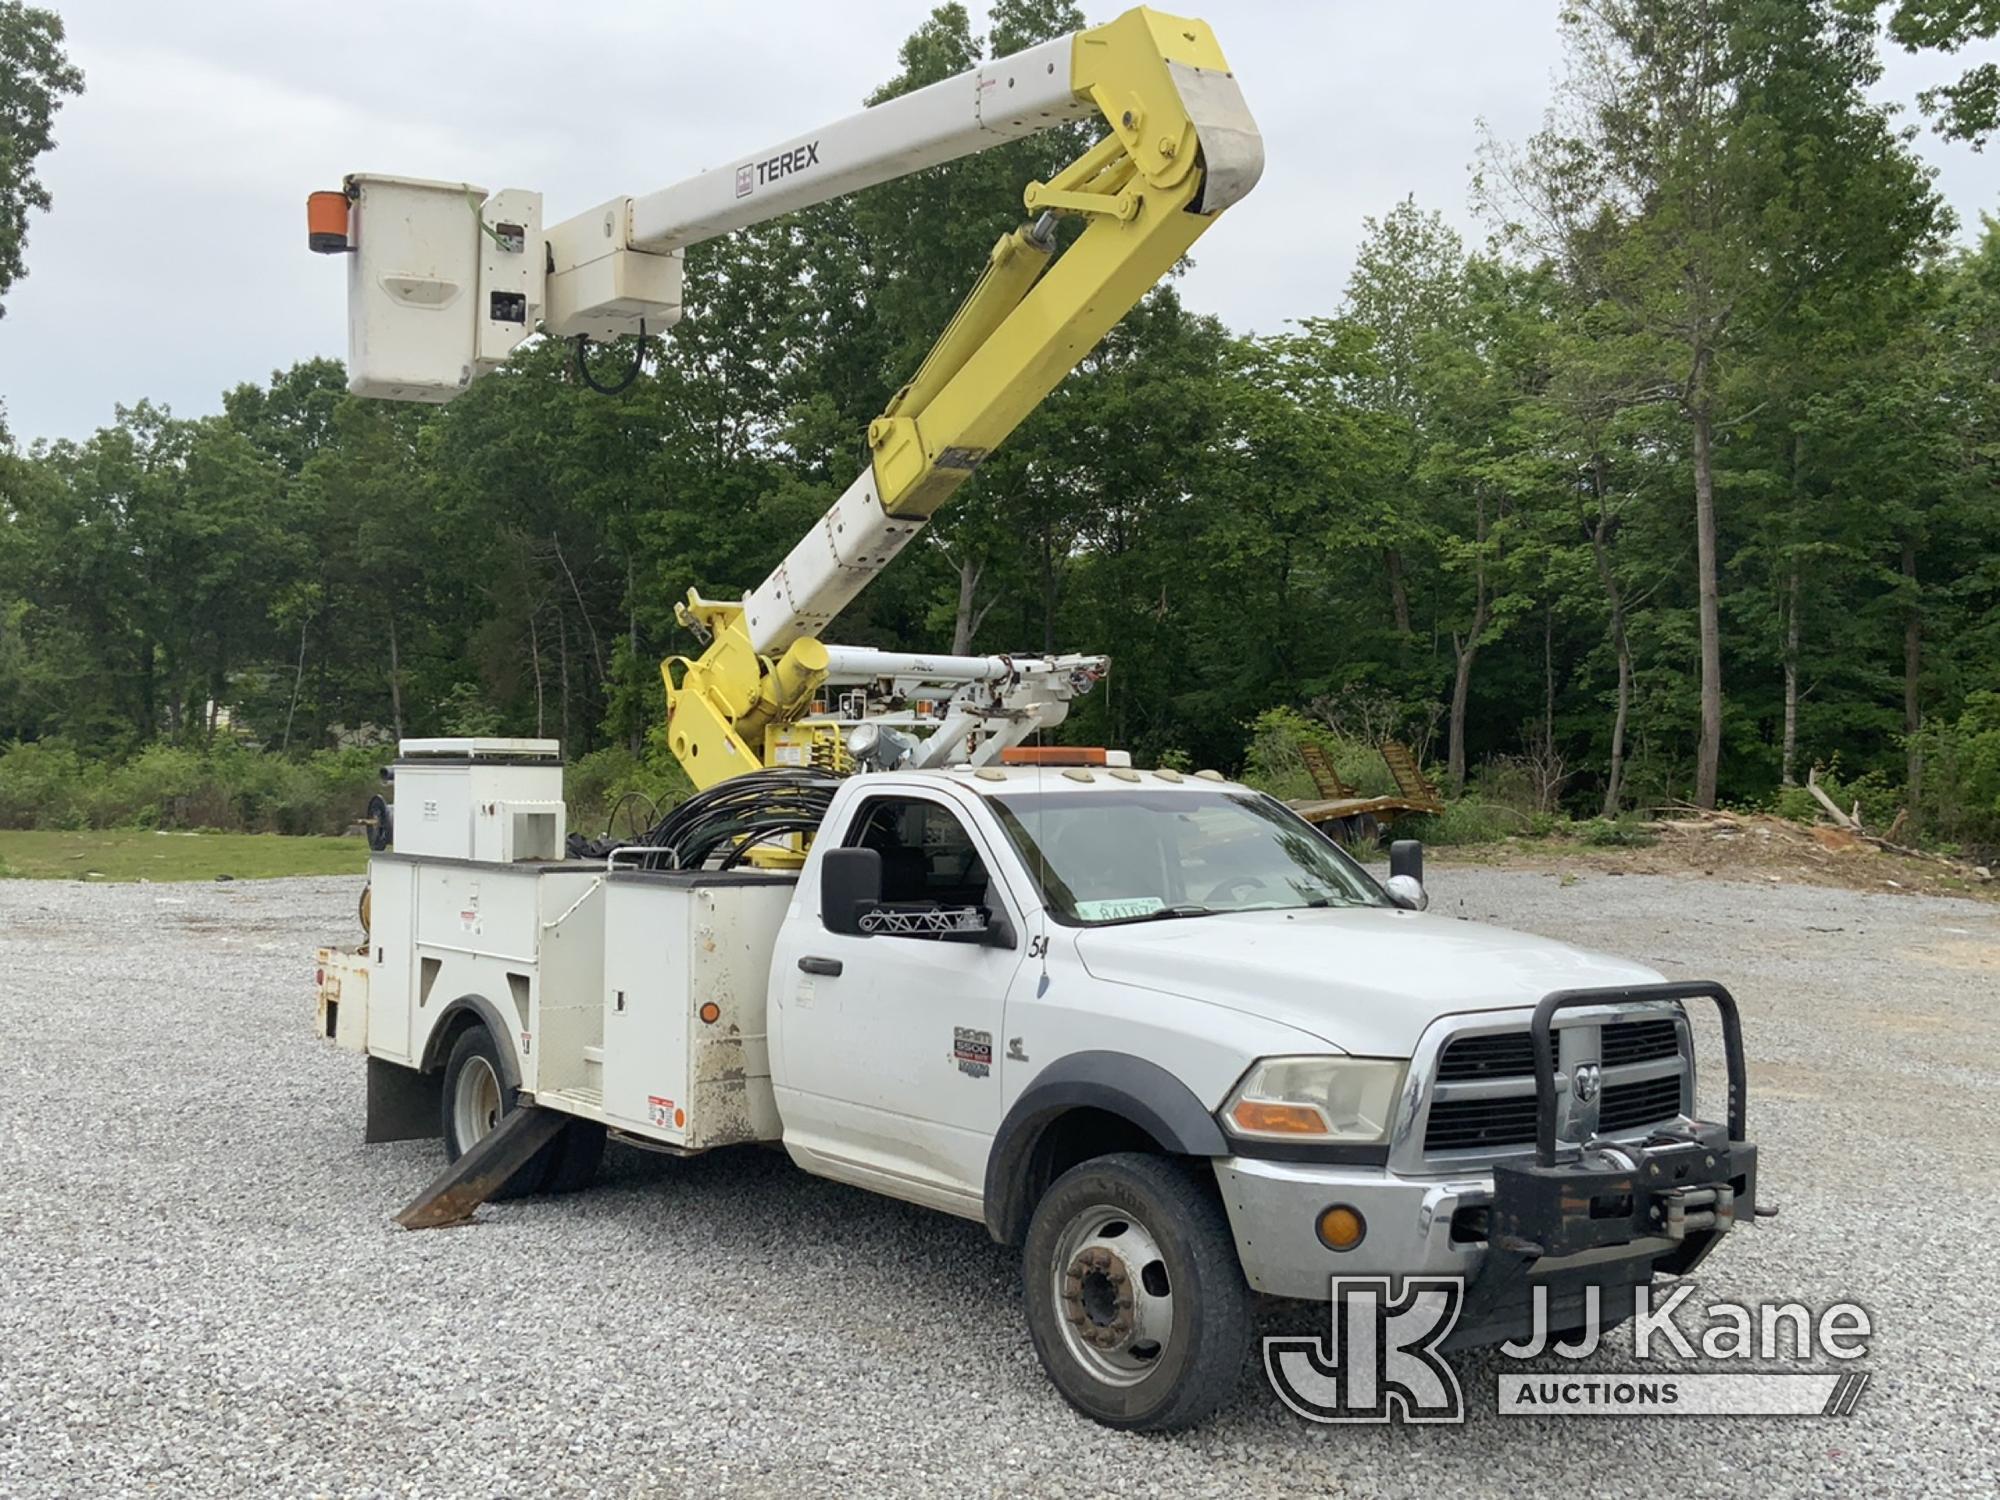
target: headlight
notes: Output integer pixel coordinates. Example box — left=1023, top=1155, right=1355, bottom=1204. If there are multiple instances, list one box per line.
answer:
left=1222, top=1056, right=1407, bottom=1144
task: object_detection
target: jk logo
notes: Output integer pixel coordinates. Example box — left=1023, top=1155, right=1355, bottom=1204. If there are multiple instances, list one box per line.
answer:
left=1264, top=1277, right=1466, bottom=1423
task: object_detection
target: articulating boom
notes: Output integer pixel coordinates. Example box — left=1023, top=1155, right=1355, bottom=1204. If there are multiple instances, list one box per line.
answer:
left=310, top=9, right=1261, bottom=788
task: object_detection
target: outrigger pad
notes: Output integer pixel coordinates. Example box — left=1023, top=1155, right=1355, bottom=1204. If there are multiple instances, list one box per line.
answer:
left=393, top=1105, right=568, bottom=1230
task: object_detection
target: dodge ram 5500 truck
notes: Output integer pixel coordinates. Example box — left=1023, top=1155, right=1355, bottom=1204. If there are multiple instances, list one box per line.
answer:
left=316, top=738, right=1759, bottom=1431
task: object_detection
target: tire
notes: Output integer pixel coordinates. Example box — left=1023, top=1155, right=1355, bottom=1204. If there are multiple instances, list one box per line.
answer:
left=1022, top=1152, right=1253, bottom=1432
left=439, top=1024, right=555, bottom=1199
left=543, top=1119, right=606, bottom=1194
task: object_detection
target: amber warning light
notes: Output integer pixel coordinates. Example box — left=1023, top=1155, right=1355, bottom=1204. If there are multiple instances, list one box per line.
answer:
left=307, top=190, right=351, bottom=254
left=1001, top=747, right=1108, bottom=767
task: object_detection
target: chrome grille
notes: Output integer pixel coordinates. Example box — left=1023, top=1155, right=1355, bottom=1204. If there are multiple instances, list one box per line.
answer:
left=1598, top=1072, right=1684, bottom=1132
left=1434, top=1031, right=1535, bottom=1080
left=1424, top=1094, right=1541, bottom=1151
left=1600, top=1017, right=1680, bottom=1068
left=1418, top=1011, right=1688, bottom=1159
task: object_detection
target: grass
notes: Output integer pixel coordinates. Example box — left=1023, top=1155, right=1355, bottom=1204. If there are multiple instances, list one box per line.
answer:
left=0, top=829, right=369, bottom=882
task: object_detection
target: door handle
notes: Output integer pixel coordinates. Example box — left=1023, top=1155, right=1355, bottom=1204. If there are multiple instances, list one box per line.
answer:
left=798, top=956, right=843, bottom=977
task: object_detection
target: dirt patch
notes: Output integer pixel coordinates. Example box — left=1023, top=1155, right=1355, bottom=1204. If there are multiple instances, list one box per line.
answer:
left=1897, top=939, right=2000, bottom=973
left=1437, top=811, right=1998, bottom=903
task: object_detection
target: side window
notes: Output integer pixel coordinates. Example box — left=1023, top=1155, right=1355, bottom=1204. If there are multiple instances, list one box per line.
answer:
left=845, top=797, right=994, bottom=909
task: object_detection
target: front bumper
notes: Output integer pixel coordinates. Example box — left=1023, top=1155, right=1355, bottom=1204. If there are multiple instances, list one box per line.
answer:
left=1213, top=1154, right=1490, bottom=1296
left=1213, top=981, right=1761, bottom=1349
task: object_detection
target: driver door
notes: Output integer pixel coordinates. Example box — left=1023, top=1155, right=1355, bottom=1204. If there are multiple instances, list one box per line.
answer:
left=772, top=789, right=1027, bottom=1216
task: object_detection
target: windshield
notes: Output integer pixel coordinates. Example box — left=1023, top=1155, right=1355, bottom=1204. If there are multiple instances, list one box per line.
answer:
left=988, top=788, right=1388, bottom=925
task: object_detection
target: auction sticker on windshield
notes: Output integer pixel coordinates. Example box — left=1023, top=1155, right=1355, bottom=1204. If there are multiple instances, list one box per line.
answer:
left=1075, top=896, right=1166, bottom=921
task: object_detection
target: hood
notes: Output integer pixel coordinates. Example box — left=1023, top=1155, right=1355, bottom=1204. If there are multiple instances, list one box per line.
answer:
left=1074, top=906, right=1663, bottom=1058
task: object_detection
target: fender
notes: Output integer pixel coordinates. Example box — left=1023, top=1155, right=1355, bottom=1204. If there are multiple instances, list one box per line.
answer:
left=419, top=993, right=526, bottom=1094
left=982, top=1050, right=1230, bottom=1244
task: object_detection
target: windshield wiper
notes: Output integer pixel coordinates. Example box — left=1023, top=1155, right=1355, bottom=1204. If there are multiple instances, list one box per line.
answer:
left=1235, top=895, right=1353, bottom=912
left=1094, top=903, right=1223, bottom=927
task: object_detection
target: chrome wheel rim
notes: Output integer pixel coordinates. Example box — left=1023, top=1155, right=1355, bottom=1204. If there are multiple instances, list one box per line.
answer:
left=452, top=1055, right=502, bottom=1150
left=1049, top=1201, right=1175, bottom=1386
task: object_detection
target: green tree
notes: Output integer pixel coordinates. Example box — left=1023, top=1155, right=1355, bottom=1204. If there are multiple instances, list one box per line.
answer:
left=1863, top=0, right=2000, bottom=144
left=0, top=1, right=82, bottom=318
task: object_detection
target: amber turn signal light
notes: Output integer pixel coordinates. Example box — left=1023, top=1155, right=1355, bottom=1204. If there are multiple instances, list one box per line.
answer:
left=307, top=190, right=351, bottom=254
left=1229, top=1099, right=1327, bottom=1136
left=698, top=1001, right=721, bottom=1024
left=1316, top=1204, right=1366, bottom=1252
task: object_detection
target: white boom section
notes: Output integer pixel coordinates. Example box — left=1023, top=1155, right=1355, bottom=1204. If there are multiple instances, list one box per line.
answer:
left=822, top=646, right=1048, bottom=684
left=581, top=37, right=1099, bottom=657
left=744, top=469, right=915, bottom=654
left=810, top=646, right=1108, bottom=770
left=621, top=37, right=1089, bottom=253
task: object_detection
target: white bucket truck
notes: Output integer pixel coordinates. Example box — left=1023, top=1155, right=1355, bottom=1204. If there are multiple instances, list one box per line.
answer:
left=317, top=739, right=1759, bottom=1430
left=306, top=9, right=1760, bottom=1429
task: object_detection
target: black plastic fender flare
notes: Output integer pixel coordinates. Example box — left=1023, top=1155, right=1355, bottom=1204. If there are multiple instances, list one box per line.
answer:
left=420, top=994, right=525, bottom=1094
left=982, top=1050, right=1230, bottom=1245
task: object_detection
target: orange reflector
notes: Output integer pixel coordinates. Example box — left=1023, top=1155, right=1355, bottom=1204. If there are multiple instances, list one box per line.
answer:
left=1316, top=1205, right=1366, bottom=1252
left=698, top=1001, right=721, bottom=1024
left=315, top=968, right=324, bottom=986
left=307, top=190, right=350, bottom=254
left=1230, top=1100, right=1327, bottom=1136
left=673, top=1107, right=686, bottom=1128
left=1000, top=746, right=1108, bottom=767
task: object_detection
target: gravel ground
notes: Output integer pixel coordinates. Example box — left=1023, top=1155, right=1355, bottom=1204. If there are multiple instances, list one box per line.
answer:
left=1, top=866, right=1995, bottom=1498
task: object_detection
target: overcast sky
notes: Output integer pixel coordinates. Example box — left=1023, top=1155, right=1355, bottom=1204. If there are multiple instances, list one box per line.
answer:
left=3, top=1, right=1995, bottom=446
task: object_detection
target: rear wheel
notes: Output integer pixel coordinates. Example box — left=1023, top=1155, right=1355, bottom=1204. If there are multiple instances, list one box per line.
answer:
left=1022, top=1153, right=1252, bottom=1431
left=439, top=1024, right=554, bottom=1199
left=543, top=1118, right=606, bottom=1193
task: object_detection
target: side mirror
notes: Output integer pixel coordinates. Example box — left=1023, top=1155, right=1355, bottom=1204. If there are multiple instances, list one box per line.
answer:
left=821, top=847, right=882, bottom=935
left=1389, top=839, right=1424, bottom=883
left=1386, top=840, right=1427, bottom=911
left=1384, top=874, right=1428, bottom=911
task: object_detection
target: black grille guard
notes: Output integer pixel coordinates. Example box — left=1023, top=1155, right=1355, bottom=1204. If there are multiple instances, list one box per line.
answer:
left=1528, top=980, right=1747, bottom=1166
left=1439, top=982, right=1763, bottom=1342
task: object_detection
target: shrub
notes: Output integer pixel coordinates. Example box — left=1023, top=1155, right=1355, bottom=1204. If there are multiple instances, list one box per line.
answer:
left=1473, top=755, right=1542, bottom=819
left=0, top=741, right=390, bottom=834
left=565, top=744, right=693, bottom=840
left=0, top=740, right=87, bottom=829
left=1579, top=813, right=1656, bottom=848
left=1242, top=707, right=1397, bottom=801
left=1772, top=759, right=1902, bottom=835
left=1771, top=784, right=1819, bottom=824
left=1400, top=801, right=1520, bottom=846
left=78, top=744, right=217, bottom=828
left=1910, top=691, right=2000, bottom=849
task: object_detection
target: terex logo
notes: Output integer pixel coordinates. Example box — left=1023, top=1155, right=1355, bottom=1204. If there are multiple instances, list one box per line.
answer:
left=737, top=140, right=821, bottom=198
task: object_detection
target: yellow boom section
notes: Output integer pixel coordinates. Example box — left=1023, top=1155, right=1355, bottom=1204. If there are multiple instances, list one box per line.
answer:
left=663, top=9, right=1260, bottom=789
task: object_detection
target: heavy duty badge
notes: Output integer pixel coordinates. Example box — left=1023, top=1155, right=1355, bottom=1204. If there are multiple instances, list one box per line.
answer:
left=952, top=1027, right=992, bottom=1078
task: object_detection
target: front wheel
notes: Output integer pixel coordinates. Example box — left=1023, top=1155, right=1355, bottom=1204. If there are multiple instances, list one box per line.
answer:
left=1022, top=1153, right=1253, bottom=1431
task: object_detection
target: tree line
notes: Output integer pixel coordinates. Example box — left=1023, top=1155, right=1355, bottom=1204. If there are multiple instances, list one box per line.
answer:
left=2, top=0, right=1997, bottom=850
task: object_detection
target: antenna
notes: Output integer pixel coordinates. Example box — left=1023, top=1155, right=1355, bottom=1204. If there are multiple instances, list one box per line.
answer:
left=1034, top=721, right=1051, bottom=994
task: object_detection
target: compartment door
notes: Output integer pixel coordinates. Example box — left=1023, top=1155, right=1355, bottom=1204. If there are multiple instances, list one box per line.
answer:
left=365, top=859, right=418, bottom=1065
left=601, top=883, right=693, bottom=1140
